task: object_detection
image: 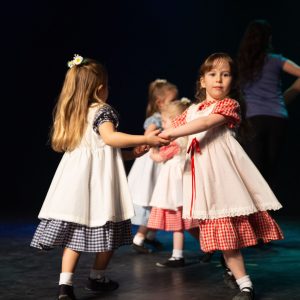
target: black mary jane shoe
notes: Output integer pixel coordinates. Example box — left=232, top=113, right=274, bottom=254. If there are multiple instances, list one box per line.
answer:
left=57, top=284, right=77, bottom=300
left=232, top=287, right=255, bottom=300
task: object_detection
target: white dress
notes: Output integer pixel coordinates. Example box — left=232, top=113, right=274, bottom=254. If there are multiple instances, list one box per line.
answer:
left=182, top=99, right=282, bottom=220
left=37, top=104, right=134, bottom=227
left=128, top=113, right=162, bottom=207
left=149, top=137, right=188, bottom=210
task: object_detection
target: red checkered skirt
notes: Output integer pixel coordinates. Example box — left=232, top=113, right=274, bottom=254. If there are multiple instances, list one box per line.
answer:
left=198, top=211, right=284, bottom=252
left=148, top=207, right=199, bottom=231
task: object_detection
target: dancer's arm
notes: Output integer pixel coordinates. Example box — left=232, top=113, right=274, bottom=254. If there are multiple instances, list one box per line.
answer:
left=159, top=114, right=227, bottom=140
left=122, top=145, right=150, bottom=161
left=99, top=122, right=169, bottom=148
left=284, top=78, right=300, bottom=104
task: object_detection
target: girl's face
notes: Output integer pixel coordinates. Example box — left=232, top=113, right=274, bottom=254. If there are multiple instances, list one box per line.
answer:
left=156, top=89, right=177, bottom=112
left=200, top=59, right=232, bottom=101
left=161, top=112, right=172, bottom=130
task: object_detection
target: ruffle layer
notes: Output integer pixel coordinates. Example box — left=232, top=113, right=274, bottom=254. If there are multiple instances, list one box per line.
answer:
left=148, top=207, right=199, bottom=231
left=198, top=211, right=284, bottom=252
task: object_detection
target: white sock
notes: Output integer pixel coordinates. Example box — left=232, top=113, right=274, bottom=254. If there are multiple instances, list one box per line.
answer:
left=172, top=249, right=183, bottom=259
left=146, top=230, right=156, bottom=241
left=59, top=272, right=73, bottom=286
left=133, top=234, right=145, bottom=246
left=89, top=269, right=105, bottom=280
left=236, top=275, right=253, bottom=291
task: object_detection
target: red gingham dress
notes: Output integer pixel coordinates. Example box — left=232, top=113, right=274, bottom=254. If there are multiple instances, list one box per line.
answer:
left=147, top=207, right=199, bottom=231
left=147, top=138, right=199, bottom=231
left=171, top=98, right=284, bottom=252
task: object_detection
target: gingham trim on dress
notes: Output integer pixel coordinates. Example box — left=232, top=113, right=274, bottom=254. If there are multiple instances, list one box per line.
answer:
left=210, top=98, right=241, bottom=128
left=198, top=211, right=284, bottom=252
left=172, top=109, right=188, bottom=128
left=30, top=219, right=132, bottom=252
left=148, top=207, right=199, bottom=231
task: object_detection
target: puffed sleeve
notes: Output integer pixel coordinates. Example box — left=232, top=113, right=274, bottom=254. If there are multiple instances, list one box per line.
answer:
left=93, top=105, right=119, bottom=135
left=171, top=109, right=188, bottom=128
left=143, top=113, right=162, bottom=130
left=210, top=98, right=241, bottom=128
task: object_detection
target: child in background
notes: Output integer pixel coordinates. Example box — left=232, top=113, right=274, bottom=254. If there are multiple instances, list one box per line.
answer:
left=128, top=79, right=178, bottom=254
left=160, top=53, right=284, bottom=300
left=30, top=55, right=169, bottom=300
left=147, top=98, right=201, bottom=267
left=237, top=19, right=300, bottom=193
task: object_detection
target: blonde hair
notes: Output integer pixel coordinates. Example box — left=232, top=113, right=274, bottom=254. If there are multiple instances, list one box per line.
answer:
left=166, top=98, right=192, bottom=119
left=146, top=79, right=178, bottom=117
left=51, top=59, right=108, bottom=152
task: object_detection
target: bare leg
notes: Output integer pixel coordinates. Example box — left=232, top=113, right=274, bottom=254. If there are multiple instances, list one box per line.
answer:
left=93, top=251, right=114, bottom=270
left=132, top=226, right=153, bottom=253
left=222, top=250, right=254, bottom=299
left=86, top=251, right=119, bottom=292
left=222, top=249, right=246, bottom=280
left=156, top=231, right=185, bottom=268
left=61, top=247, right=81, bottom=273
left=136, top=225, right=148, bottom=238
left=173, top=231, right=184, bottom=250
left=58, top=247, right=81, bottom=297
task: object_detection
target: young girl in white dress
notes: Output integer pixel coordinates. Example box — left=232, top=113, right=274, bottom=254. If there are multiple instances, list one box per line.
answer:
left=128, top=79, right=178, bottom=253
left=30, top=55, right=169, bottom=300
left=160, top=53, right=284, bottom=300
left=147, top=98, right=201, bottom=267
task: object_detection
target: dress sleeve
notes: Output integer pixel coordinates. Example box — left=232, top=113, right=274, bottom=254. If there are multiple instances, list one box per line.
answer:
left=171, top=109, right=188, bottom=128
left=273, top=53, right=287, bottom=69
left=143, top=113, right=162, bottom=130
left=93, top=105, right=119, bottom=135
left=159, top=141, right=181, bottom=161
left=210, top=98, right=241, bottom=128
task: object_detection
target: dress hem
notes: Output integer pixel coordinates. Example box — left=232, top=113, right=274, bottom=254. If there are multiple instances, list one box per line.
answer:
left=183, top=204, right=282, bottom=220
left=38, top=214, right=134, bottom=227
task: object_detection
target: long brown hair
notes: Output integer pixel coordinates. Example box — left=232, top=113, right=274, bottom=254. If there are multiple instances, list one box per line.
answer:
left=146, top=79, right=178, bottom=117
left=237, top=19, right=273, bottom=86
left=51, top=58, right=108, bottom=152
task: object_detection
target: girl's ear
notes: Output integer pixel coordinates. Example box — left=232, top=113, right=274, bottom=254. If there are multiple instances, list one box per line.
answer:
left=200, top=77, right=205, bottom=88
left=96, top=84, right=108, bottom=101
left=155, top=97, right=163, bottom=109
left=97, top=84, right=103, bottom=92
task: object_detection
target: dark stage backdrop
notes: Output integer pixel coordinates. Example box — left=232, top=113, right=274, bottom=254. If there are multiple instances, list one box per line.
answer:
left=2, top=0, right=300, bottom=218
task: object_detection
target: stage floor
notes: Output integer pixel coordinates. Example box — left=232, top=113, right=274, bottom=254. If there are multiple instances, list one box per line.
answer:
left=0, top=216, right=299, bottom=300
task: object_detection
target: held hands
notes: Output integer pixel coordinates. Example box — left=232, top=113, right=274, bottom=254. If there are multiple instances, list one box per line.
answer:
left=132, top=145, right=150, bottom=158
left=145, top=129, right=170, bottom=147
left=158, top=128, right=175, bottom=141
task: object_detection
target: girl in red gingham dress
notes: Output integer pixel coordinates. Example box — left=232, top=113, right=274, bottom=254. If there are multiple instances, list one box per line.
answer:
left=160, top=53, right=284, bottom=300
left=147, top=99, right=201, bottom=268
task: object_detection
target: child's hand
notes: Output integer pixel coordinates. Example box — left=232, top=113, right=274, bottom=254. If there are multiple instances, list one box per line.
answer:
left=159, top=129, right=175, bottom=141
left=133, top=145, right=150, bottom=158
left=146, top=129, right=170, bottom=147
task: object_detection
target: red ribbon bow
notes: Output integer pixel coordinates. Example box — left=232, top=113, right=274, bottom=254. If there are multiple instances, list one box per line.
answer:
left=187, top=138, right=201, bottom=217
